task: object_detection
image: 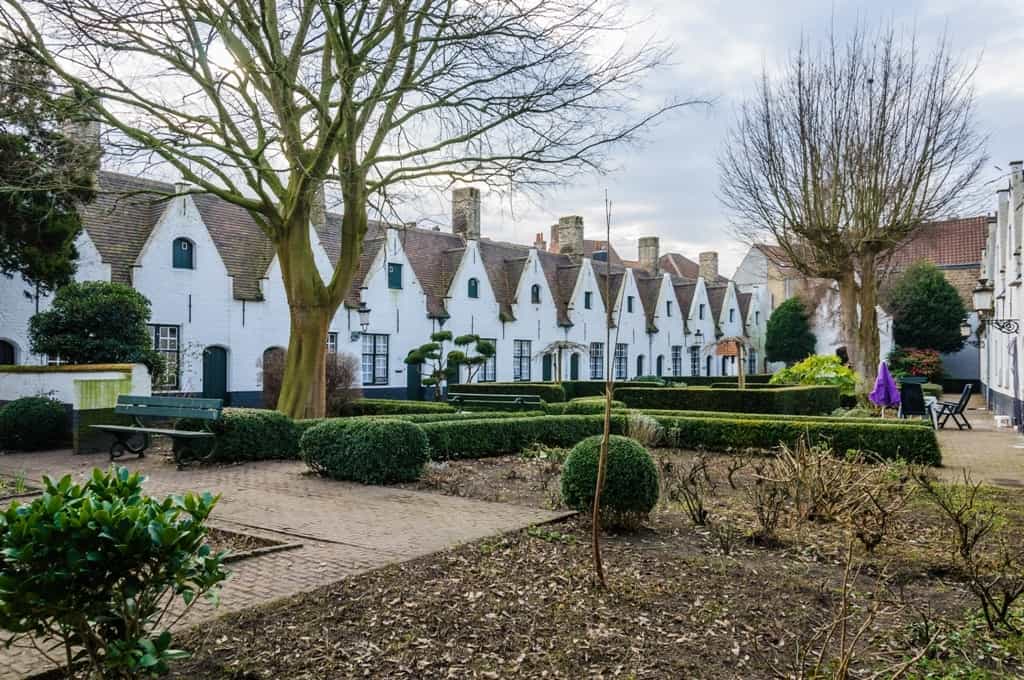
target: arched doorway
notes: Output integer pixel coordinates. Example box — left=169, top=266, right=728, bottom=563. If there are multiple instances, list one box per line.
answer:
left=569, top=353, right=580, bottom=380
left=656, top=355, right=664, bottom=377
left=542, top=354, right=553, bottom=381
left=0, top=339, right=15, bottom=365
left=705, top=355, right=712, bottom=377
left=203, top=346, right=229, bottom=403
left=636, top=355, right=644, bottom=377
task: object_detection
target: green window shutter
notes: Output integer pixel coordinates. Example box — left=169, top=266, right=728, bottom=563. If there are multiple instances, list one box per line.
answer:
left=388, top=262, right=402, bottom=289
left=173, top=238, right=194, bottom=269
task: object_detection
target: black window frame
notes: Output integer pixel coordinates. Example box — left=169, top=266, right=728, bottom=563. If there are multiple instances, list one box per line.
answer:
left=149, top=324, right=181, bottom=391
left=513, top=339, right=531, bottom=381
left=672, top=345, right=683, bottom=377
left=666, top=300, right=672, bottom=317
left=689, top=345, right=700, bottom=376
left=614, top=343, right=627, bottom=380
left=480, top=338, right=497, bottom=382
left=530, top=284, right=541, bottom=304
left=589, top=342, right=604, bottom=380
left=361, top=333, right=389, bottom=385
left=584, top=291, right=593, bottom=310
left=627, top=295, right=634, bottom=313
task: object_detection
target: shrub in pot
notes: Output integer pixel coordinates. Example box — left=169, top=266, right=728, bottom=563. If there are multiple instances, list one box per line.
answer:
left=561, top=435, right=659, bottom=526
left=300, top=419, right=428, bottom=484
left=0, top=396, right=67, bottom=450
left=0, top=466, right=227, bottom=678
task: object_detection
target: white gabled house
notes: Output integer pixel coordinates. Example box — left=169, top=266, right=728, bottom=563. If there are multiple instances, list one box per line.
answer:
left=0, top=169, right=771, bottom=402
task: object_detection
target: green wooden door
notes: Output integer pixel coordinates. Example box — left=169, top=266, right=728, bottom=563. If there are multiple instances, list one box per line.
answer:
left=406, top=362, right=421, bottom=400
left=542, top=354, right=553, bottom=381
left=202, top=346, right=228, bottom=403
left=569, top=353, right=580, bottom=380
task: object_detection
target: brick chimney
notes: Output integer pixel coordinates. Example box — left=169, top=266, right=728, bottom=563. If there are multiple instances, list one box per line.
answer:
left=556, top=215, right=584, bottom=257
left=534, top=232, right=547, bottom=251
left=638, top=236, right=659, bottom=272
left=699, top=251, right=719, bottom=280
left=452, top=187, right=481, bottom=240
left=62, top=117, right=102, bottom=187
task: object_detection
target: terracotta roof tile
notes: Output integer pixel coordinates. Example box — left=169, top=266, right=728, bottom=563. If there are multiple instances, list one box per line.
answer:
left=888, top=217, right=988, bottom=268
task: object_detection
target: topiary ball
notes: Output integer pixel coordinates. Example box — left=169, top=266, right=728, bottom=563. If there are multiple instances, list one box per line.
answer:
left=300, top=418, right=428, bottom=484
left=0, top=396, right=67, bottom=451
left=561, top=435, right=659, bottom=519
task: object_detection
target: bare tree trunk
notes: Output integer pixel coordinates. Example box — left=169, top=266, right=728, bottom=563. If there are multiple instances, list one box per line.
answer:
left=837, top=273, right=862, bottom=387
left=856, top=261, right=881, bottom=393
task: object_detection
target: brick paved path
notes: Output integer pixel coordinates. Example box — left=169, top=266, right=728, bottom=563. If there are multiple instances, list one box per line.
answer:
left=935, top=397, right=1024, bottom=488
left=0, top=450, right=570, bottom=679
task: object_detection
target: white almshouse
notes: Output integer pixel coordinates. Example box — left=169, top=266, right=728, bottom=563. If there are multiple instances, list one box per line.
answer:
left=0, top=172, right=771, bottom=402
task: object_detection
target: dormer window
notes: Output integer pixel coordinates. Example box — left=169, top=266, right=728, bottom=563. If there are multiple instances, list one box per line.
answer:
left=468, top=277, right=479, bottom=299
left=388, top=262, right=402, bottom=289
left=729, top=308, right=735, bottom=322
left=530, top=284, right=541, bottom=304
left=666, top=300, right=673, bottom=317
left=627, top=296, right=634, bottom=313
left=172, top=237, right=194, bottom=269
left=698, top=303, right=705, bottom=320
left=584, top=291, right=593, bottom=309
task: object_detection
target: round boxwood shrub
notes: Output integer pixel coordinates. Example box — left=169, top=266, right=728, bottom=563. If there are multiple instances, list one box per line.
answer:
left=0, top=396, right=67, bottom=451
left=561, top=435, right=659, bottom=524
left=300, top=418, right=428, bottom=484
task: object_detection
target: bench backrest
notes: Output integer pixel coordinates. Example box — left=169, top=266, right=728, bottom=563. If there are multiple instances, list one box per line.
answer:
left=448, top=392, right=542, bottom=407
left=115, top=395, right=223, bottom=420
left=953, top=383, right=973, bottom=412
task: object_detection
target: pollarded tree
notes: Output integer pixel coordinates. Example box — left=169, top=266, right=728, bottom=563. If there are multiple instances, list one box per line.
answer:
left=765, top=297, right=815, bottom=366
left=405, top=332, right=494, bottom=402
left=886, top=261, right=967, bottom=354
left=0, top=46, right=98, bottom=291
left=28, top=281, right=165, bottom=374
left=720, top=23, right=986, bottom=392
left=2, top=0, right=692, bottom=418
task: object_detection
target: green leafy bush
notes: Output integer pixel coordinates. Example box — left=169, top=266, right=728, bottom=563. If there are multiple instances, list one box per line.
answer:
left=770, top=355, right=858, bottom=396
left=0, top=396, right=67, bottom=450
left=614, top=385, right=840, bottom=415
left=765, top=296, right=816, bottom=364
left=657, top=415, right=940, bottom=465
left=420, top=414, right=627, bottom=460
left=564, top=397, right=626, bottom=414
left=0, top=467, right=226, bottom=678
left=350, top=399, right=456, bottom=415
left=886, top=261, right=968, bottom=353
left=888, top=347, right=944, bottom=383
left=300, top=419, right=428, bottom=484
left=180, top=408, right=299, bottom=462
left=560, top=435, right=659, bottom=523
left=445, top=382, right=567, bottom=403
left=28, top=281, right=165, bottom=375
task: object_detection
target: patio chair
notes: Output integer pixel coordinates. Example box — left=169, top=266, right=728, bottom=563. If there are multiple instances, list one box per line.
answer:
left=898, top=382, right=936, bottom=428
left=932, top=384, right=973, bottom=430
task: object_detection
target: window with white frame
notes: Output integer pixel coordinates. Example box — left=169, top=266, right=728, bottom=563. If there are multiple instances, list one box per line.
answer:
left=149, top=324, right=180, bottom=390
left=480, top=338, right=497, bottom=382
left=671, top=346, right=682, bottom=376
left=614, top=343, right=627, bottom=380
left=689, top=345, right=700, bottom=376
left=513, top=340, right=531, bottom=381
left=589, top=342, right=604, bottom=380
left=361, top=334, right=389, bottom=385
left=326, top=332, right=338, bottom=354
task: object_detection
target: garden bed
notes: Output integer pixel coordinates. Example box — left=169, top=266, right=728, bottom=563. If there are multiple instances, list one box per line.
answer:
left=173, top=449, right=1024, bottom=678
left=204, top=527, right=300, bottom=563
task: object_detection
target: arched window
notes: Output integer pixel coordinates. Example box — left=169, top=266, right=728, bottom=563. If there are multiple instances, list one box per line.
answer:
left=656, top=355, right=664, bottom=376
left=0, top=339, right=16, bottom=365
left=636, top=354, right=644, bottom=376
left=468, top=277, right=479, bottom=299
left=172, top=237, right=194, bottom=269
left=530, top=284, right=541, bottom=304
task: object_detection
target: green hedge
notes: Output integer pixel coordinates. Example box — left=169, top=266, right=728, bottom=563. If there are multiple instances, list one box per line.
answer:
left=615, top=386, right=841, bottom=415
left=445, top=382, right=567, bottom=403
left=632, top=408, right=932, bottom=428
left=300, top=419, right=428, bottom=484
left=181, top=408, right=300, bottom=462
left=419, top=414, right=627, bottom=460
left=666, top=374, right=773, bottom=387
left=655, top=415, right=940, bottom=464
left=296, top=410, right=547, bottom=434
left=564, top=397, right=626, bottom=414
left=351, top=399, right=455, bottom=415
left=0, top=396, right=68, bottom=451
left=710, top=382, right=792, bottom=389
left=559, top=381, right=607, bottom=399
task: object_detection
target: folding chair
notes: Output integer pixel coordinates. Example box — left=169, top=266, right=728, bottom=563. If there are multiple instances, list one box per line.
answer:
left=932, top=384, right=973, bottom=430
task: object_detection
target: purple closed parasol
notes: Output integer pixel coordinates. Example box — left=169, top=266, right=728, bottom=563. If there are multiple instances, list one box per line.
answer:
left=869, top=361, right=900, bottom=408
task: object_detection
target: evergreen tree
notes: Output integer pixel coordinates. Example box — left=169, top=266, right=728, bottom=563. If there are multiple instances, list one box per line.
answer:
left=765, top=297, right=816, bottom=365
left=886, top=261, right=967, bottom=354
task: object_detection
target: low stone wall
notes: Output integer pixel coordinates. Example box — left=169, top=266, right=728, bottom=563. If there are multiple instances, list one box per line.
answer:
left=0, top=364, right=151, bottom=453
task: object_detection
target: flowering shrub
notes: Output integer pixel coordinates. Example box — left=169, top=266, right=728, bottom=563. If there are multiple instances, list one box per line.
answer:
left=770, top=354, right=858, bottom=396
left=887, top=347, right=943, bottom=382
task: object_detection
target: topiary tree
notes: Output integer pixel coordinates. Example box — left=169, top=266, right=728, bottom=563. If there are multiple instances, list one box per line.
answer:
left=561, top=435, right=659, bottom=529
left=765, top=297, right=816, bottom=365
left=0, top=396, right=66, bottom=450
left=886, top=261, right=967, bottom=354
left=404, top=332, right=496, bottom=402
left=0, top=466, right=226, bottom=678
left=28, top=281, right=164, bottom=376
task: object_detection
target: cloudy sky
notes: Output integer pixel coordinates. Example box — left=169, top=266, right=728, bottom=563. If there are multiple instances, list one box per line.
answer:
left=422, top=0, right=1024, bottom=278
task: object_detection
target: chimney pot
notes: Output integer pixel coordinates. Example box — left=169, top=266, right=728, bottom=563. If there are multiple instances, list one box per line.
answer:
left=451, top=187, right=481, bottom=240
left=556, top=215, right=584, bottom=258
left=638, top=236, right=659, bottom=272
left=698, top=251, right=719, bottom=281
left=534, top=232, right=547, bottom=251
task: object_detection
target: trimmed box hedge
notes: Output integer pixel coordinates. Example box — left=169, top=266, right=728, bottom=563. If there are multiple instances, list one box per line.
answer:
left=632, top=408, right=933, bottom=428
left=181, top=408, right=300, bottom=462
left=615, top=385, right=841, bottom=415
left=654, top=415, right=941, bottom=465
left=445, top=382, right=567, bottom=403
left=350, top=399, right=455, bottom=415
left=666, top=374, right=773, bottom=387
left=419, top=414, right=627, bottom=460
left=710, top=382, right=792, bottom=389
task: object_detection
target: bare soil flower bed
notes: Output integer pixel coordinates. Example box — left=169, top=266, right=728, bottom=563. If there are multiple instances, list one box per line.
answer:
left=170, top=449, right=1024, bottom=678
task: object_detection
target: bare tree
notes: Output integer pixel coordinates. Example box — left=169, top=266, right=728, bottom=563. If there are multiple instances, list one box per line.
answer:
left=719, top=24, right=986, bottom=390
left=2, top=0, right=691, bottom=417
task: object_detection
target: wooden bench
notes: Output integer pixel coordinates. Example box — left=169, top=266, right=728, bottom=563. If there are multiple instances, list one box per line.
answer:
left=447, top=392, right=543, bottom=411
left=90, top=395, right=222, bottom=466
